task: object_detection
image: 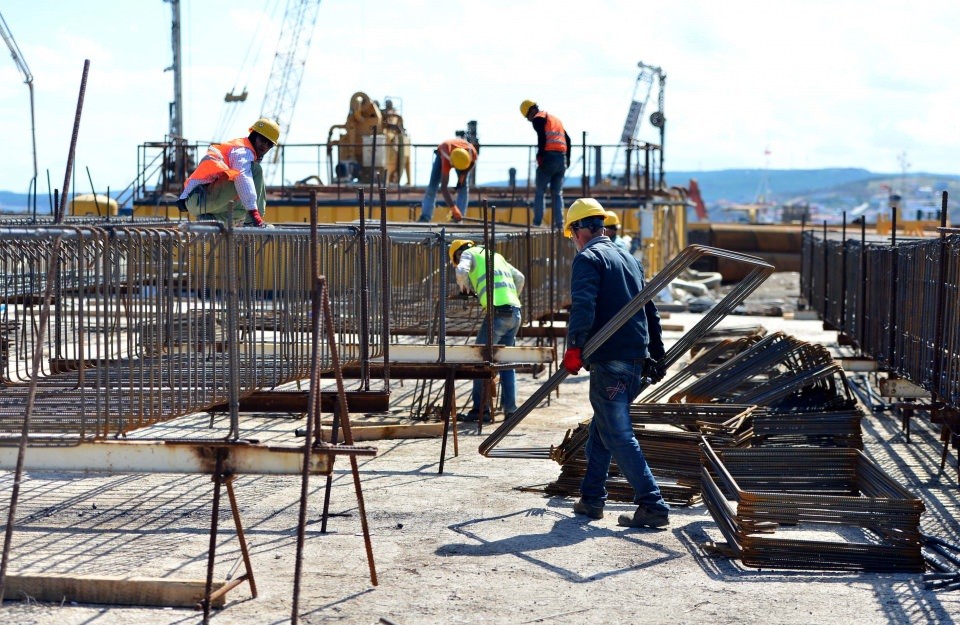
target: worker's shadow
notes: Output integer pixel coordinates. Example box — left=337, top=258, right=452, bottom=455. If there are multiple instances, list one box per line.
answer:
left=436, top=507, right=681, bottom=583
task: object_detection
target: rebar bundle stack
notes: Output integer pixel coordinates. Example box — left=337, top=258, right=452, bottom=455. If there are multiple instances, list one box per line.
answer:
left=752, top=407, right=864, bottom=449
left=700, top=439, right=925, bottom=572
left=544, top=404, right=755, bottom=505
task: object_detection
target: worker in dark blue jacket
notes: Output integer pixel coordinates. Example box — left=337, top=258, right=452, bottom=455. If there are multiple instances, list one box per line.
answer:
left=560, top=198, right=670, bottom=528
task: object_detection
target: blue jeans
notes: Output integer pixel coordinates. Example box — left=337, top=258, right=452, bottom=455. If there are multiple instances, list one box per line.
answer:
left=533, top=152, right=566, bottom=228
left=580, top=360, right=669, bottom=513
left=420, top=152, right=469, bottom=221
left=469, top=307, right=522, bottom=415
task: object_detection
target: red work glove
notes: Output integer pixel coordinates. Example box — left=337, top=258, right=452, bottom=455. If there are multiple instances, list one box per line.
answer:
left=248, top=209, right=266, bottom=227
left=450, top=207, right=463, bottom=222
left=563, top=347, right=582, bottom=375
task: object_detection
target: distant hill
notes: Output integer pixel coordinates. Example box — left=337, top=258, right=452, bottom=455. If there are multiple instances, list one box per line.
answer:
left=664, top=169, right=960, bottom=223
left=664, top=168, right=881, bottom=204
left=0, top=191, right=51, bottom=213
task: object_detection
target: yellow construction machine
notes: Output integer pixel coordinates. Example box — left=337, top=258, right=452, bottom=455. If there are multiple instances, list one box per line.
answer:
left=326, top=92, right=412, bottom=185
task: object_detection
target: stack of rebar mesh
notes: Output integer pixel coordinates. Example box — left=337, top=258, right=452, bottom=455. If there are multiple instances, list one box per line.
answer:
left=547, top=330, right=867, bottom=504
left=666, top=331, right=864, bottom=449
left=546, top=326, right=929, bottom=570
left=700, top=439, right=925, bottom=572
left=544, top=404, right=755, bottom=505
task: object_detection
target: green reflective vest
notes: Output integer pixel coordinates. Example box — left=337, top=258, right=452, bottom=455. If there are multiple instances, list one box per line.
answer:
left=467, top=247, right=521, bottom=309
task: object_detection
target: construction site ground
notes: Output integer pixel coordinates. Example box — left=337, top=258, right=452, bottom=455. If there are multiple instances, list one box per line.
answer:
left=2, top=272, right=960, bottom=624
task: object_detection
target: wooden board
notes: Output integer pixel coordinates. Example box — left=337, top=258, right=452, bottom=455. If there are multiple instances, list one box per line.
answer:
left=320, top=417, right=445, bottom=442
left=2, top=572, right=226, bottom=608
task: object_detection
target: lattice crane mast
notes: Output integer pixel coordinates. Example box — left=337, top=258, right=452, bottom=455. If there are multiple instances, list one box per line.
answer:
left=260, top=0, right=322, bottom=176
left=610, top=61, right=665, bottom=187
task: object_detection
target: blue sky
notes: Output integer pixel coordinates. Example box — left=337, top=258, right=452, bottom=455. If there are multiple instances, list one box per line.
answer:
left=0, top=0, right=957, bottom=195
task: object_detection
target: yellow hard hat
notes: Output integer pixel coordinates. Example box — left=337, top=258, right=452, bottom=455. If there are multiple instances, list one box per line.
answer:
left=449, top=239, right=475, bottom=264
left=520, top=99, right=537, bottom=117
left=450, top=147, right=472, bottom=171
left=603, top=210, right=620, bottom=228
left=564, top=198, right=607, bottom=238
left=249, top=117, right=281, bottom=144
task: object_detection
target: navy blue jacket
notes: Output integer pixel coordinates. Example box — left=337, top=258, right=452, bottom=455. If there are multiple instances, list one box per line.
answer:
left=566, top=236, right=665, bottom=364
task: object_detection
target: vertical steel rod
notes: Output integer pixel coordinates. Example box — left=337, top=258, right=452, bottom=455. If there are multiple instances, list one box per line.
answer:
left=202, top=451, right=225, bottom=624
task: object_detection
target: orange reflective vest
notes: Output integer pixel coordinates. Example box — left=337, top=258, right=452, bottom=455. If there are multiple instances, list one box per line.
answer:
left=534, top=111, right=567, bottom=152
left=437, top=139, right=478, bottom=177
left=183, top=137, right=256, bottom=189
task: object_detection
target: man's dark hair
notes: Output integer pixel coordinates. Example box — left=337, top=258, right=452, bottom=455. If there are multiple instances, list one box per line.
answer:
left=579, top=215, right=604, bottom=234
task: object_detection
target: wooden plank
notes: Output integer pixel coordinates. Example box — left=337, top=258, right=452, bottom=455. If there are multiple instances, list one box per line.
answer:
left=0, top=441, right=362, bottom=475
left=1, top=572, right=226, bottom=608
left=838, top=358, right=879, bottom=372
left=209, top=390, right=391, bottom=414
left=387, top=344, right=553, bottom=364
left=319, top=419, right=444, bottom=442
left=782, top=310, right=820, bottom=320
left=879, top=378, right=931, bottom=398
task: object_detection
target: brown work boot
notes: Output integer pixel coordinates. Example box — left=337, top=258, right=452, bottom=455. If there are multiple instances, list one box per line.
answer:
left=572, top=498, right=603, bottom=520
left=617, top=506, right=669, bottom=528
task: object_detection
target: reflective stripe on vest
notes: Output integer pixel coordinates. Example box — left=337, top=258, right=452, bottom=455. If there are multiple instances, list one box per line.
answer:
left=182, top=137, right=255, bottom=190
left=467, top=248, right=521, bottom=309
left=535, top=111, right=566, bottom=152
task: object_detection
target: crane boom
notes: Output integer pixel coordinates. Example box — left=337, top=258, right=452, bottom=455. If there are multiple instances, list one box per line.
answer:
left=0, top=10, right=38, bottom=186
left=610, top=60, right=666, bottom=186
left=260, top=0, right=321, bottom=167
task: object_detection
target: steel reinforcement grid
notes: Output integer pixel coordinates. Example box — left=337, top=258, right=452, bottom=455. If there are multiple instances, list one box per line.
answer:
left=0, top=220, right=573, bottom=443
left=801, top=227, right=960, bottom=408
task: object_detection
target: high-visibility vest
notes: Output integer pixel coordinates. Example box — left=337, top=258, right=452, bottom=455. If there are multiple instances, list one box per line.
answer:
left=183, top=137, right=256, bottom=189
left=534, top=111, right=567, bottom=152
left=437, top=139, right=478, bottom=176
left=467, top=247, right=522, bottom=309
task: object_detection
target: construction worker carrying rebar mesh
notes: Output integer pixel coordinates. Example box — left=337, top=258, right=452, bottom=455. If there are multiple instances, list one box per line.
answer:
left=561, top=198, right=670, bottom=528
left=177, top=118, right=279, bottom=227
left=449, top=239, right=524, bottom=423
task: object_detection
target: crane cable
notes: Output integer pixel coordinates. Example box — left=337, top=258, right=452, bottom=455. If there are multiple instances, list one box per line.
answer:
left=212, top=0, right=283, bottom=141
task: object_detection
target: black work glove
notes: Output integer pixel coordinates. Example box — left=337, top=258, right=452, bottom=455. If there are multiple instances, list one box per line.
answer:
left=642, top=357, right=664, bottom=384
left=176, top=198, right=188, bottom=212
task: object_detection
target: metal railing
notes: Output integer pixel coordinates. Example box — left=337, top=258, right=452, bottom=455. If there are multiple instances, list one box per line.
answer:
left=130, top=139, right=666, bottom=207
left=0, top=211, right=579, bottom=443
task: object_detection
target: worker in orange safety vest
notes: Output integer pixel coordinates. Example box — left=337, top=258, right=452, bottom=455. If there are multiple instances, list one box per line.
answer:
left=520, top=100, right=571, bottom=229
left=177, top=118, right=280, bottom=227
left=418, top=138, right=478, bottom=223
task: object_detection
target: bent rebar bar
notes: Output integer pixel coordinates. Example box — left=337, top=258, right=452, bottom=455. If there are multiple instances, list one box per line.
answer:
left=479, top=245, right=775, bottom=458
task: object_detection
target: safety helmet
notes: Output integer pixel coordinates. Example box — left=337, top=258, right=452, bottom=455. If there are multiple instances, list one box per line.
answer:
left=603, top=210, right=620, bottom=228
left=563, top=198, right=607, bottom=238
left=519, top=99, right=537, bottom=118
left=249, top=118, right=281, bottom=144
left=449, top=239, right=475, bottom=264
left=450, top=147, right=472, bottom=171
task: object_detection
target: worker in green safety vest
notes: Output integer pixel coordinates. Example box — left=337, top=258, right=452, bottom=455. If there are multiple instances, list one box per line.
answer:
left=448, top=239, right=525, bottom=423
